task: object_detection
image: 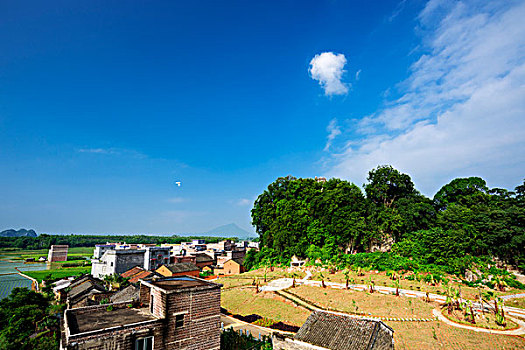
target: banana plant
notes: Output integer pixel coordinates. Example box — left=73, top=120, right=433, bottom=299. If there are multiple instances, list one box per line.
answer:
left=319, top=272, right=326, bottom=288
left=343, top=268, right=351, bottom=289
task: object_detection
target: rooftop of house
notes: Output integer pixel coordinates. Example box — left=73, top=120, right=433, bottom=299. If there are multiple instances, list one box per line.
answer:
left=193, top=253, right=214, bottom=263
left=110, top=285, right=140, bottom=303
left=120, top=266, right=161, bottom=283
left=293, top=311, right=394, bottom=350
left=66, top=305, right=158, bottom=335
left=142, top=276, right=221, bottom=293
left=67, top=275, right=106, bottom=302
left=162, top=262, right=199, bottom=274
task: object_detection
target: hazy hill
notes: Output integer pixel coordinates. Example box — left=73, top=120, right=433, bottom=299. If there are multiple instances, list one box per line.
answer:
left=0, top=229, right=38, bottom=237
left=204, top=223, right=256, bottom=239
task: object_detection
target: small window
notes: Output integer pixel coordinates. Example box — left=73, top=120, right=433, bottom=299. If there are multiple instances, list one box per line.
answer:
left=110, top=262, right=114, bottom=267
left=135, top=336, right=153, bottom=350
left=176, top=314, right=184, bottom=328
left=150, top=295, right=154, bottom=314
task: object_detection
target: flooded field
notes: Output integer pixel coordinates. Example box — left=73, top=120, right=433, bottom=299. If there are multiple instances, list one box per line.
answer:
left=0, top=258, right=48, bottom=299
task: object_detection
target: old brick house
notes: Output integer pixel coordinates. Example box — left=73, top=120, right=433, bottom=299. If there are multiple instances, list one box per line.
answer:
left=61, top=276, right=222, bottom=350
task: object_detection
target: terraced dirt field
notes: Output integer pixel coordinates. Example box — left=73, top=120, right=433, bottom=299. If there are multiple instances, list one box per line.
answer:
left=219, top=269, right=525, bottom=350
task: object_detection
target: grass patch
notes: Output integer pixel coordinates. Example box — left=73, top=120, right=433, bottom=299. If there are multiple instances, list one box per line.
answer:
left=221, top=288, right=310, bottom=326
left=24, top=266, right=91, bottom=282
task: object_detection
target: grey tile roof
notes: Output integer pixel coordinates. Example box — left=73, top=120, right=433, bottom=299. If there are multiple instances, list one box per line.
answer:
left=164, top=262, right=199, bottom=273
left=67, top=275, right=106, bottom=303
left=110, top=285, right=140, bottom=303
left=294, top=311, right=394, bottom=350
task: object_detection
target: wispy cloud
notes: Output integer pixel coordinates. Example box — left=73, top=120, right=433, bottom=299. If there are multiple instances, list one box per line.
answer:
left=309, top=52, right=349, bottom=96
left=166, top=197, right=186, bottom=204
left=355, top=69, right=362, bottom=81
left=77, top=147, right=147, bottom=158
left=78, top=148, right=118, bottom=155
left=324, top=118, right=342, bottom=152
left=327, top=0, right=525, bottom=194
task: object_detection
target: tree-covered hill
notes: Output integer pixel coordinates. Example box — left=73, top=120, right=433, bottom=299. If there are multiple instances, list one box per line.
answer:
left=0, top=229, right=37, bottom=238
left=249, top=166, right=525, bottom=274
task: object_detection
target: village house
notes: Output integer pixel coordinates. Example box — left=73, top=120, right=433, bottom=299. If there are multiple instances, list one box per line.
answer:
left=91, top=247, right=171, bottom=278
left=63, top=275, right=109, bottom=308
left=91, top=249, right=146, bottom=278
left=272, top=311, right=394, bottom=350
left=60, top=276, right=222, bottom=350
left=156, top=262, right=200, bottom=278
left=214, top=258, right=245, bottom=276
left=192, top=252, right=215, bottom=270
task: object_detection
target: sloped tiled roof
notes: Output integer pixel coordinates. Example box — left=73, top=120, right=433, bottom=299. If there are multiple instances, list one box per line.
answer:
left=67, top=276, right=106, bottom=303
left=163, top=262, right=199, bottom=274
left=194, top=253, right=214, bottom=263
left=294, top=311, right=394, bottom=350
left=120, top=266, right=160, bottom=283
left=120, top=266, right=143, bottom=279
left=110, top=285, right=140, bottom=303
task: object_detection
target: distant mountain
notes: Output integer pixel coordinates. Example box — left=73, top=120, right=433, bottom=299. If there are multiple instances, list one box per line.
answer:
left=0, top=228, right=37, bottom=237
left=204, top=223, right=257, bottom=239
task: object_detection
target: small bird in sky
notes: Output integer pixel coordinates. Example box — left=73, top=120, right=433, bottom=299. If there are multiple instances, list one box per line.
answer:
left=175, top=181, right=181, bottom=187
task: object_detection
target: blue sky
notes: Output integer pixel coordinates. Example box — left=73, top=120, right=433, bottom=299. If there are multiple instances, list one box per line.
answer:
left=1, top=0, right=524, bottom=234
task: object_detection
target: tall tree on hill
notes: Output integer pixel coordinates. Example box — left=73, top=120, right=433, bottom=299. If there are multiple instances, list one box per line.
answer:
left=364, top=165, right=435, bottom=244
left=251, top=176, right=366, bottom=259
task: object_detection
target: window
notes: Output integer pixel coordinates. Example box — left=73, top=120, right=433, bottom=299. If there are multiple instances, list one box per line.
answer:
left=175, top=314, right=184, bottom=328
left=150, top=295, right=154, bottom=314
left=110, top=262, right=114, bottom=267
left=135, top=336, right=153, bottom=350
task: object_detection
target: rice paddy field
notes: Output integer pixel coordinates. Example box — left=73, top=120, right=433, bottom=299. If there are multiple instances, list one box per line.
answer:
left=0, top=274, right=33, bottom=299
left=0, top=247, right=94, bottom=299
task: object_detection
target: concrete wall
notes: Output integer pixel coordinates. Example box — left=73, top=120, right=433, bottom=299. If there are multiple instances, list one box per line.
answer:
left=144, top=247, right=171, bottom=270
left=91, top=250, right=145, bottom=278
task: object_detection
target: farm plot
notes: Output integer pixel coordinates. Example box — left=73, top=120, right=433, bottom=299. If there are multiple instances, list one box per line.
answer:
left=0, top=274, right=32, bottom=299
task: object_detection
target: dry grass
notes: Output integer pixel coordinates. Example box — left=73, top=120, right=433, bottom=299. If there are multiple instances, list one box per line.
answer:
left=221, top=288, right=310, bottom=326
left=390, top=321, right=525, bottom=350
left=506, top=297, right=525, bottom=309
left=215, top=276, right=255, bottom=289
left=289, top=285, right=436, bottom=318
left=310, top=269, right=522, bottom=300
left=442, top=308, right=517, bottom=330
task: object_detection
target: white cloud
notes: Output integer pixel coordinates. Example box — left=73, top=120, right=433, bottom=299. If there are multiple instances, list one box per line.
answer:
left=327, top=0, right=525, bottom=195
left=78, top=148, right=117, bottom=155
left=309, top=52, right=349, bottom=96
left=324, top=118, right=342, bottom=151
left=355, top=69, right=362, bottom=81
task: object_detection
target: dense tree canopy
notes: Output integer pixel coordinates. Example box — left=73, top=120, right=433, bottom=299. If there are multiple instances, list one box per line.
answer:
left=251, top=167, right=524, bottom=272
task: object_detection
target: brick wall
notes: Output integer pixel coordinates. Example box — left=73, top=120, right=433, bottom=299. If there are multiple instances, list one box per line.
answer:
left=162, top=287, right=221, bottom=350
left=139, top=284, right=151, bottom=306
